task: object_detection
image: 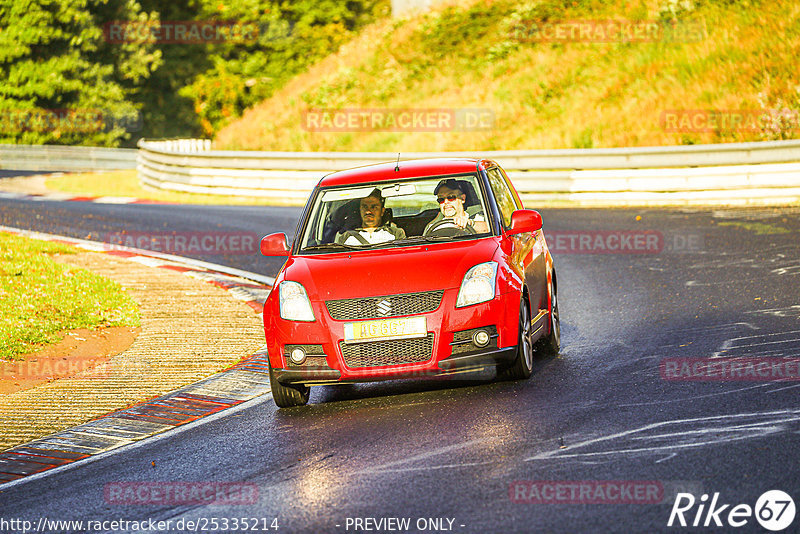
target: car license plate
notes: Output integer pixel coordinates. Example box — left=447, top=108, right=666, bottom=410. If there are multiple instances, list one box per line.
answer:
left=343, top=316, right=427, bottom=344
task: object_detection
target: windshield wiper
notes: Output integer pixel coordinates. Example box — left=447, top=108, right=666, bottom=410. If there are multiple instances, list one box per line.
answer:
left=388, top=235, right=454, bottom=245
left=395, top=232, right=489, bottom=245
left=302, top=242, right=361, bottom=252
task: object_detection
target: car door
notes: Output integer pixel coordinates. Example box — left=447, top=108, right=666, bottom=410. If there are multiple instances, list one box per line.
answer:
left=486, top=166, right=548, bottom=327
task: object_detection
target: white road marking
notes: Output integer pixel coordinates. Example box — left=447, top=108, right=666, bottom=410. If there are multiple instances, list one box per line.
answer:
left=655, top=453, right=677, bottom=464
left=765, top=383, right=800, bottom=394
left=664, top=322, right=759, bottom=336
left=93, top=196, right=139, bottom=204
left=355, top=438, right=496, bottom=474
left=128, top=255, right=175, bottom=268
left=524, top=409, right=800, bottom=462
left=689, top=258, right=756, bottom=269
left=711, top=329, right=800, bottom=357
left=356, top=460, right=495, bottom=474
left=616, top=383, right=773, bottom=407
left=772, top=264, right=800, bottom=276
left=745, top=305, right=800, bottom=318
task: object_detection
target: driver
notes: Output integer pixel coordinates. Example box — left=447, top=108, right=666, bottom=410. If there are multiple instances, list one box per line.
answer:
left=423, top=178, right=489, bottom=235
left=335, top=188, right=405, bottom=245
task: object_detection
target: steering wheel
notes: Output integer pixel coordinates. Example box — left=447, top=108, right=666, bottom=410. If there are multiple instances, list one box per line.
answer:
left=424, top=218, right=477, bottom=237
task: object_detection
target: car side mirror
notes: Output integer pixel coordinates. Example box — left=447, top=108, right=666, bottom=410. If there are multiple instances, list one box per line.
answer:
left=507, top=209, right=543, bottom=235
left=260, top=233, right=291, bottom=256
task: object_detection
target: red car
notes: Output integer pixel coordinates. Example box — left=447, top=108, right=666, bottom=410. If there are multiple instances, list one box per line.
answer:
left=260, top=158, right=560, bottom=407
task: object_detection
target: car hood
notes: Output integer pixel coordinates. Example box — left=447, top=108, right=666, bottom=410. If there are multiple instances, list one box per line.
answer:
left=282, top=238, right=500, bottom=301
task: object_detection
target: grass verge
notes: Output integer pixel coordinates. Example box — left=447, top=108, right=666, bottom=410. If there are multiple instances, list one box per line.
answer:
left=716, top=221, right=791, bottom=235
left=0, top=232, right=140, bottom=360
left=45, top=170, right=290, bottom=206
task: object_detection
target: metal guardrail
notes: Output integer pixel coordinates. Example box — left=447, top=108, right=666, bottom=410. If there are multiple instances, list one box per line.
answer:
left=138, top=139, right=800, bottom=205
left=5, top=139, right=796, bottom=204
left=0, top=144, right=137, bottom=172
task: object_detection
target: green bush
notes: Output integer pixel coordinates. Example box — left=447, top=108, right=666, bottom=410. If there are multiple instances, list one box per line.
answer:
left=0, top=0, right=161, bottom=146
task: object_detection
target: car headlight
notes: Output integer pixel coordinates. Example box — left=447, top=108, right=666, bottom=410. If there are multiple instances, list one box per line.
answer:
left=456, top=261, right=498, bottom=308
left=279, top=281, right=315, bottom=321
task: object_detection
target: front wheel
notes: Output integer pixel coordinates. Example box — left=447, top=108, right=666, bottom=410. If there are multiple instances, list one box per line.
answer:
left=269, top=365, right=310, bottom=408
left=499, top=296, right=534, bottom=381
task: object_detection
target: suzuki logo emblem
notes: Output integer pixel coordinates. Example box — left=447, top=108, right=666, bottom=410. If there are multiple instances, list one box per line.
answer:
left=376, top=299, right=392, bottom=316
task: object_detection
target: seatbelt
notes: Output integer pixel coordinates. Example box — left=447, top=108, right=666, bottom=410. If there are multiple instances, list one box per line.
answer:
left=346, top=231, right=371, bottom=245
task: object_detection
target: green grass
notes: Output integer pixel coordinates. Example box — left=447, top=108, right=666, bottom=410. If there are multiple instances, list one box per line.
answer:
left=716, top=221, right=791, bottom=235
left=45, top=170, right=296, bottom=206
left=0, top=233, right=141, bottom=360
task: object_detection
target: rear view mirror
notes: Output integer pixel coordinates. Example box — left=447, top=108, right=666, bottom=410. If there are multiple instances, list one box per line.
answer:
left=507, top=209, right=543, bottom=235
left=260, top=233, right=290, bottom=256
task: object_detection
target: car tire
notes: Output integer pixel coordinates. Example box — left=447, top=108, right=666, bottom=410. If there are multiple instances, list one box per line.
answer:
left=537, top=277, right=561, bottom=356
left=269, top=364, right=310, bottom=408
left=499, top=296, right=534, bottom=380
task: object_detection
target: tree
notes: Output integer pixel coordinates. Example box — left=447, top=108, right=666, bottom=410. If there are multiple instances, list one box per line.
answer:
left=0, top=0, right=161, bottom=146
left=179, top=0, right=389, bottom=136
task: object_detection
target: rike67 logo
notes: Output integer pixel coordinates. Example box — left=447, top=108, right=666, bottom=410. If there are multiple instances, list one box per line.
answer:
left=668, top=490, right=795, bottom=531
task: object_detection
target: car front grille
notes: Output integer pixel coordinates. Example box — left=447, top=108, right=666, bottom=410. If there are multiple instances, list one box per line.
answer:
left=326, top=290, right=444, bottom=321
left=339, top=334, right=434, bottom=368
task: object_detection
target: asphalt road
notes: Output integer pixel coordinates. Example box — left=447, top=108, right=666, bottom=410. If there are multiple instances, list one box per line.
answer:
left=1, top=197, right=799, bottom=533
left=0, top=170, right=45, bottom=178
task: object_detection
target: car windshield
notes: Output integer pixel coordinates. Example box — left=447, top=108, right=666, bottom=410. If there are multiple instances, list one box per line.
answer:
left=297, top=173, right=491, bottom=253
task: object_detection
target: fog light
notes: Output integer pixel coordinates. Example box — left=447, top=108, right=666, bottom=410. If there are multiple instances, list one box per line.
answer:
left=289, top=347, right=306, bottom=365
left=472, top=330, right=490, bottom=347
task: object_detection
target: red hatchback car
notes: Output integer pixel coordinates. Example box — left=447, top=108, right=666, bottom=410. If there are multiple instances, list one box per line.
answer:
left=260, top=158, right=560, bottom=407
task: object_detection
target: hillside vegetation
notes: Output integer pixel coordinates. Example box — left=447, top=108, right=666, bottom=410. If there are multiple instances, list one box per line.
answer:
left=0, top=0, right=387, bottom=146
left=214, top=0, right=800, bottom=151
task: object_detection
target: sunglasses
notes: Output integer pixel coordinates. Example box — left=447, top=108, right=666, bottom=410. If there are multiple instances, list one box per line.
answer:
left=436, top=194, right=462, bottom=204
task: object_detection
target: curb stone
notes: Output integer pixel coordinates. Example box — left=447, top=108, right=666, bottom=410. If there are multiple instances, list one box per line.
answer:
left=0, top=190, right=174, bottom=205
left=0, top=226, right=275, bottom=488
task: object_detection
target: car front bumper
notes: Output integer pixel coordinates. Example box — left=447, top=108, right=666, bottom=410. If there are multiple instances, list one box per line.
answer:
left=266, top=289, right=522, bottom=386
left=272, top=345, right=517, bottom=385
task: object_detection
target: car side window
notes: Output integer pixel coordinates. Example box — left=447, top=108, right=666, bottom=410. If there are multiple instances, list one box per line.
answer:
left=487, top=168, right=517, bottom=228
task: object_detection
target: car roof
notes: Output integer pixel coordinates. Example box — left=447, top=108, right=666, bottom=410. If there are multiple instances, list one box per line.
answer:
left=318, top=158, right=497, bottom=187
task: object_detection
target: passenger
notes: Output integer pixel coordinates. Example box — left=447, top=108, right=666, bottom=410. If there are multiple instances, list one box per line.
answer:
left=424, top=179, right=489, bottom=234
left=335, top=189, right=406, bottom=245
